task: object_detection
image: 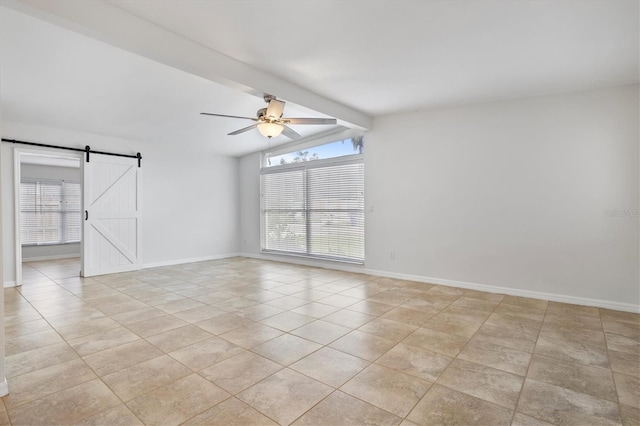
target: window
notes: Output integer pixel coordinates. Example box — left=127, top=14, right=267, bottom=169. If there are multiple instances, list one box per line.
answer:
left=260, top=137, right=364, bottom=263
left=20, top=179, right=81, bottom=245
left=266, top=137, right=364, bottom=166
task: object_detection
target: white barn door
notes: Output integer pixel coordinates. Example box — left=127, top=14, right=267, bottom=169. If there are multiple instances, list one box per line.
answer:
left=82, top=153, right=141, bottom=277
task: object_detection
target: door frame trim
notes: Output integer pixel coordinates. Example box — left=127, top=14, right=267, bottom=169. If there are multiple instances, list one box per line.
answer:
left=13, top=147, right=82, bottom=286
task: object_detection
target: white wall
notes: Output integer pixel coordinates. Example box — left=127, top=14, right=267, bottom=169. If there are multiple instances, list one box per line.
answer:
left=0, top=122, right=8, bottom=395
left=21, top=163, right=79, bottom=182
left=22, top=244, right=80, bottom=262
left=239, top=151, right=262, bottom=255
left=2, top=121, right=240, bottom=283
left=240, top=85, right=639, bottom=311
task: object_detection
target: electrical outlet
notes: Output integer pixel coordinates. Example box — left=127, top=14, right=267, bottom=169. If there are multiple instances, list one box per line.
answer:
left=369, top=204, right=374, bottom=212
left=390, top=251, right=395, bottom=260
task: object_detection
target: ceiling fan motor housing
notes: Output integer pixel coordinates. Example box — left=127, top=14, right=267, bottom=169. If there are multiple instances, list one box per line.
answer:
left=200, top=93, right=336, bottom=139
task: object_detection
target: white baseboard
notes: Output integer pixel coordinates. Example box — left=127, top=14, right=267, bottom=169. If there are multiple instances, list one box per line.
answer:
left=7, top=254, right=241, bottom=283
left=143, top=253, right=241, bottom=269
left=239, top=252, right=640, bottom=313
left=364, top=268, right=640, bottom=314
left=8, top=249, right=639, bottom=313
left=23, top=254, right=80, bottom=262
left=0, top=378, right=8, bottom=397
left=241, top=252, right=366, bottom=273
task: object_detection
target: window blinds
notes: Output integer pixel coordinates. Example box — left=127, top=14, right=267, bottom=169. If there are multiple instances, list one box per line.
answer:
left=261, top=159, right=364, bottom=263
left=20, top=179, right=81, bottom=245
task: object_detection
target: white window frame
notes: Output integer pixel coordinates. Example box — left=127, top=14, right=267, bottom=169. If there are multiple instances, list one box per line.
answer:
left=262, top=128, right=364, bottom=167
left=260, top=133, right=365, bottom=264
left=20, top=178, right=81, bottom=246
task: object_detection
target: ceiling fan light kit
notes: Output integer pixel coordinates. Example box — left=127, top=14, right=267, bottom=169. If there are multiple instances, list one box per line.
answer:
left=201, top=94, right=337, bottom=140
left=257, top=121, right=283, bottom=138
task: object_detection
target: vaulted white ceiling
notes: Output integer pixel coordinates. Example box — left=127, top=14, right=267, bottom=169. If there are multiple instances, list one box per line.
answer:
left=109, top=0, right=639, bottom=115
left=0, top=6, right=342, bottom=157
left=1, top=0, right=638, bottom=157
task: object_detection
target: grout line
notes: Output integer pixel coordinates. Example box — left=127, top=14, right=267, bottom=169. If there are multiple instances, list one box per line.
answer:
left=509, top=298, right=548, bottom=425
left=5, top=258, right=638, bottom=426
left=408, top=290, right=518, bottom=421
left=3, top=278, right=141, bottom=424
left=600, top=305, right=626, bottom=423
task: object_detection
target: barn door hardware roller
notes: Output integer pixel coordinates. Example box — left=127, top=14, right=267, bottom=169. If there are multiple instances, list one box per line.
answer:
left=1, top=138, right=142, bottom=167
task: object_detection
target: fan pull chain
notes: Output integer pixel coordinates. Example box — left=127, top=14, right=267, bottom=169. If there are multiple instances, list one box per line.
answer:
left=267, top=138, right=272, bottom=165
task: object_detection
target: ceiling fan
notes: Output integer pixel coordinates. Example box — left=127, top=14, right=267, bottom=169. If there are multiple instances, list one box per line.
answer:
left=201, top=94, right=337, bottom=139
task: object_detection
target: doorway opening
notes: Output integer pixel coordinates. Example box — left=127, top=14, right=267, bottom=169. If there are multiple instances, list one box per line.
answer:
left=14, top=149, right=82, bottom=287
left=13, top=145, right=142, bottom=285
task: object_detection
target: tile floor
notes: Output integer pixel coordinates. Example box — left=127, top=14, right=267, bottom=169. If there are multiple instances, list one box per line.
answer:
left=1, top=257, right=638, bottom=425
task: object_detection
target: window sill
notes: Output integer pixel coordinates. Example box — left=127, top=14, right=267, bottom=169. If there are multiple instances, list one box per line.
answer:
left=22, top=241, right=80, bottom=247
left=260, top=249, right=365, bottom=266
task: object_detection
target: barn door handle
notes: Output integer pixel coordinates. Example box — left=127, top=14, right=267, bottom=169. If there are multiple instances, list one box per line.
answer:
left=85, top=210, right=88, bottom=221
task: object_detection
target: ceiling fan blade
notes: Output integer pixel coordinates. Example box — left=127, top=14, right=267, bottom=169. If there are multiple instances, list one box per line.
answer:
left=282, top=117, right=337, bottom=125
left=281, top=125, right=301, bottom=140
left=265, top=99, right=285, bottom=119
left=201, top=112, right=257, bottom=121
left=228, top=124, right=257, bottom=135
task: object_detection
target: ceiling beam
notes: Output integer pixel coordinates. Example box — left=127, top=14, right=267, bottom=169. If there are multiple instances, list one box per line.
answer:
left=4, top=0, right=372, bottom=130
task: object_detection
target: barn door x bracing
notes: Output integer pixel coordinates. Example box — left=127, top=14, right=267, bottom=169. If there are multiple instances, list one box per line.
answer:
left=82, top=153, right=141, bottom=277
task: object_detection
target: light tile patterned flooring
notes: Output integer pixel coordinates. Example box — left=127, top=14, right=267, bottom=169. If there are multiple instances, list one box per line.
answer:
left=1, top=257, right=638, bottom=425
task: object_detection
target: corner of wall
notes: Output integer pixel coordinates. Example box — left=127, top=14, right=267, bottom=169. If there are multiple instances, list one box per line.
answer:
left=0, top=124, right=9, bottom=394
